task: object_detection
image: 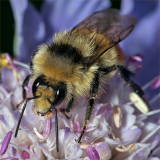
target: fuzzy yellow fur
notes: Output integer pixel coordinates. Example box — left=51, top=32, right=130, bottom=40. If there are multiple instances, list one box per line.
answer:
left=31, top=31, right=124, bottom=112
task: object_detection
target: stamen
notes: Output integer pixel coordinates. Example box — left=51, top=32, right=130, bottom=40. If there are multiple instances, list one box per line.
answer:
left=150, top=76, right=160, bottom=89
left=5, top=53, right=19, bottom=71
left=33, top=127, right=45, bottom=140
left=13, top=60, right=30, bottom=69
left=138, top=109, right=160, bottom=121
left=149, top=93, right=160, bottom=105
left=143, top=76, right=160, bottom=90
left=129, top=92, right=149, bottom=114
left=0, top=157, right=19, bottom=160
left=113, top=106, right=122, bottom=128
left=43, top=118, right=52, bottom=138
left=140, top=126, right=160, bottom=143
left=80, top=143, right=89, bottom=150
left=115, top=143, right=135, bottom=152
left=49, top=139, right=56, bottom=151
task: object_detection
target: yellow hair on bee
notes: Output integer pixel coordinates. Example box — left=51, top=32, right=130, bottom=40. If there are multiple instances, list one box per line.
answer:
left=31, top=31, right=99, bottom=97
left=53, top=30, right=95, bottom=57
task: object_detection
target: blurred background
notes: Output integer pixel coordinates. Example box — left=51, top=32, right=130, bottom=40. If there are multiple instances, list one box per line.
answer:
left=0, top=0, right=120, bottom=57
left=0, top=0, right=44, bottom=56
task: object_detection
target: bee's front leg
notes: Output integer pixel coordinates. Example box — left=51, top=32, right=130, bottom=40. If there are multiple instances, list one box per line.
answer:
left=16, top=75, right=31, bottom=108
left=76, top=72, right=99, bottom=143
left=60, top=96, right=74, bottom=119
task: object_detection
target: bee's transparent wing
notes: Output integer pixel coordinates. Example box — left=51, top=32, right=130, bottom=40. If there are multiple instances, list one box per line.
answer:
left=71, top=9, right=137, bottom=67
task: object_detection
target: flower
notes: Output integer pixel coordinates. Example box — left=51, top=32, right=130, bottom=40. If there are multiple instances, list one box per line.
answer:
left=0, top=53, right=160, bottom=159
left=0, top=131, right=13, bottom=157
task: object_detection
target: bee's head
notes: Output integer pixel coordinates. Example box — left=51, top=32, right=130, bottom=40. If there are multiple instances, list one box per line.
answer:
left=32, top=76, right=66, bottom=116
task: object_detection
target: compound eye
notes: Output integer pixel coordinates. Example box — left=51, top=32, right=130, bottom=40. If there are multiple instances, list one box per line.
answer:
left=53, top=85, right=66, bottom=106
left=32, top=76, right=44, bottom=96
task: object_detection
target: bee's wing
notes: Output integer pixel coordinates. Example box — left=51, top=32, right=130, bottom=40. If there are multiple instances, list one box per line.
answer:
left=71, top=9, right=137, bottom=67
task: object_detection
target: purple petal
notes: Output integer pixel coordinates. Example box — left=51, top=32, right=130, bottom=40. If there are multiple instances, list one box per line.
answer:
left=95, top=142, right=111, bottom=160
left=0, top=115, right=9, bottom=127
left=63, top=127, right=70, bottom=144
left=12, top=147, right=18, bottom=158
left=0, top=131, right=13, bottom=156
left=121, top=128, right=142, bottom=143
left=10, top=0, right=45, bottom=63
left=1, top=68, right=18, bottom=92
left=42, top=0, right=110, bottom=36
left=151, top=146, right=160, bottom=157
left=133, top=147, right=150, bottom=160
left=105, top=105, right=113, bottom=121
left=21, top=150, right=30, bottom=159
left=43, top=118, right=51, bottom=138
left=129, top=53, right=143, bottom=63
left=86, top=146, right=100, bottom=160
left=96, top=104, right=108, bottom=116
left=151, top=76, right=160, bottom=89
left=74, top=120, right=81, bottom=133
left=150, top=135, right=160, bottom=150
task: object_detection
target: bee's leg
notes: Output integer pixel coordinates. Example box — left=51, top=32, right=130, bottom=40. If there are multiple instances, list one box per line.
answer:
left=60, top=96, right=74, bottom=113
left=16, top=75, right=31, bottom=108
left=99, top=65, right=144, bottom=98
left=76, top=72, right=99, bottom=143
left=100, top=65, right=150, bottom=113
left=22, top=75, right=31, bottom=99
left=116, top=65, right=144, bottom=97
left=60, top=96, right=74, bottom=119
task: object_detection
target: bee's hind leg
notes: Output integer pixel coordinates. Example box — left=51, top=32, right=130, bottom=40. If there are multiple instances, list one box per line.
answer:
left=116, top=65, right=144, bottom=97
left=99, top=65, right=144, bottom=97
left=76, top=72, right=99, bottom=143
left=100, top=65, right=149, bottom=110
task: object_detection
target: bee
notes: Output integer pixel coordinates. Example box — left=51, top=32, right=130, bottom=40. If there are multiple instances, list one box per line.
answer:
left=15, top=9, right=146, bottom=152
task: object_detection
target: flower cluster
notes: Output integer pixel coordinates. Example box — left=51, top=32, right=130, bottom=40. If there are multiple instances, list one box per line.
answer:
left=0, top=53, right=160, bottom=160
left=0, top=0, right=159, bottom=159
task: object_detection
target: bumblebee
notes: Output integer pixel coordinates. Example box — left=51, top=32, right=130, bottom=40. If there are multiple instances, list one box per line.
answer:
left=15, top=9, right=146, bottom=152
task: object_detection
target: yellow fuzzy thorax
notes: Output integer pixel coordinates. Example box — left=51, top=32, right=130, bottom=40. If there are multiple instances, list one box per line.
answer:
left=31, top=30, right=124, bottom=98
left=31, top=31, right=98, bottom=97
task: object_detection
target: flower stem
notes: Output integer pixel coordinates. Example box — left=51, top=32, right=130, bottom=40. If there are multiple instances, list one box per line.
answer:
left=149, top=93, right=160, bottom=105
left=13, top=60, right=30, bottom=69
left=141, top=126, right=160, bottom=143
left=142, top=76, right=160, bottom=90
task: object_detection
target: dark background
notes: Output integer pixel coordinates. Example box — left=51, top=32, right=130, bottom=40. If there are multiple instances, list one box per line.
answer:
left=0, top=0, right=44, bottom=56
left=0, top=0, right=121, bottom=57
